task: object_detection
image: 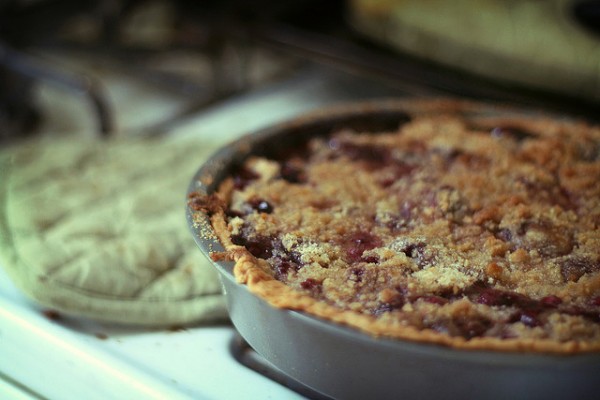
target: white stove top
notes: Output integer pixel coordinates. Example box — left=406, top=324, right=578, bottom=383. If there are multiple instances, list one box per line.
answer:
left=0, top=265, right=305, bottom=400
left=0, top=62, right=408, bottom=399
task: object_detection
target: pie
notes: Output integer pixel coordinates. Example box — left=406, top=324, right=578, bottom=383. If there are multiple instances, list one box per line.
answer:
left=189, top=100, right=600, bottom=353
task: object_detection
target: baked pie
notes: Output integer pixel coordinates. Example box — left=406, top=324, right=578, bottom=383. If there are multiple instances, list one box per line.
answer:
left=189, top=100, right=600, bottom=353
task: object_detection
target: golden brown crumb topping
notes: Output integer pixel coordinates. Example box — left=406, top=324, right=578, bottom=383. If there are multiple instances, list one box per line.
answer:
left=191, top=104, right=600, bottom=353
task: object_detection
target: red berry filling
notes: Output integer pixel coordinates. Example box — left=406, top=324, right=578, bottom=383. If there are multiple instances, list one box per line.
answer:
left=232, top=166, right=259, bottom=190
left=560, top=256, right=600, bottom=282
left=342, top=231, right=383, bottom=263
left=247, top=198, right=274, bottom=214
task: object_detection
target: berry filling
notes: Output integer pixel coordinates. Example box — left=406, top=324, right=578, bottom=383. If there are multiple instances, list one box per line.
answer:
left=232, top=166, right=260, bottom=190
left=342, top=232, right=383, bottom=263
left=560, top=256, right=600, bottom=283
left=247, top=198, right=274, bottom=214
left=279, top=160, right=307, bottom=183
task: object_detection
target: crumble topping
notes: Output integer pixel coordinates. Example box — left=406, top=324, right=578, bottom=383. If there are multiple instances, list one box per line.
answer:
left=190, top=104, right=600, bottom=353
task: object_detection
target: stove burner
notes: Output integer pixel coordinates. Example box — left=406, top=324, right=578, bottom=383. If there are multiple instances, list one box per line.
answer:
left=229, top=334, right=333, bottom=400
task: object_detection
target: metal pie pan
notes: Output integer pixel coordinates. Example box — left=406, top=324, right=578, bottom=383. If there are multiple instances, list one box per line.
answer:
left=186, top=99, right=600, bottom=400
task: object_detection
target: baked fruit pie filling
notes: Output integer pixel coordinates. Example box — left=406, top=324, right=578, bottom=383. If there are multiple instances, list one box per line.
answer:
left=189, top=103, right=600, bottom=353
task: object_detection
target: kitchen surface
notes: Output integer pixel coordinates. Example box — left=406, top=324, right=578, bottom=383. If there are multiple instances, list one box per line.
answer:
left=1, top=1, right=599, bottom=399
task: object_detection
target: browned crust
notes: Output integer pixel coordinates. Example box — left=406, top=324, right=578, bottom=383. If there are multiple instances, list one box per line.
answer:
left=207, top=211, right=598, bottom=354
